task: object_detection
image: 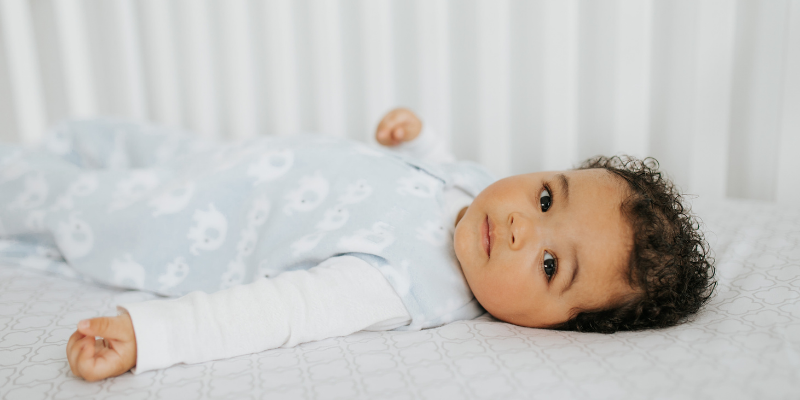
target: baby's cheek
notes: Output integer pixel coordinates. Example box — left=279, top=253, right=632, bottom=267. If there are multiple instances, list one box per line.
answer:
left=452, top=224, right=468, bottom=260
left=469, top=273, right=518, bottom=319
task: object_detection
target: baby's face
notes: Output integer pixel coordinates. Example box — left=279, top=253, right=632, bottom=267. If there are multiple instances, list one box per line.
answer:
left=454, top=169, right=636, bottom=328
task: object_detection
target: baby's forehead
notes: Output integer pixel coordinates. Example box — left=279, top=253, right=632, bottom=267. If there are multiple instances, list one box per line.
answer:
left=567, top=167, right=618, bottom=181
left=562, top=168, right=629, bottom=196
left=567, top=170, right=635, bottom=277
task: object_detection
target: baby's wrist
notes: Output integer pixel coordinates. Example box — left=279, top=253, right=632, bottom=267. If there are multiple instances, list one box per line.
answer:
left=117, top=312, right=137, bottom=368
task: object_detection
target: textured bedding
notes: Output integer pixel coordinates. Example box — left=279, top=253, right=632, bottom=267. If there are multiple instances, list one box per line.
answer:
left=1, top=199, right=798, bottom=399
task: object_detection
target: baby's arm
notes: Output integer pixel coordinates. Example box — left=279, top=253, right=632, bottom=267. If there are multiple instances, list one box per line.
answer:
left=375, top=108, right=456, bottom=164
left=66, top=255, right=410, bottom=379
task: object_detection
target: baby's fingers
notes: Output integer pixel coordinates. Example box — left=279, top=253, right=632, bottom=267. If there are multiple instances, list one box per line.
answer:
left=78, top=316, right=131, bottom=341
left=67, top=329, right=84, bottom=356
left=376, top=110, right=410, bottom=145
left=77, top=343, right=126, bottom=382
left=69, top=335, right=95, bottom=379
left=391, top=127, right=405, bottom=142
left=75, top=337, right=104, bottom=382
left=376, top=122, right=398, bottom=145
left=66, top=330, right=87, bottom=376
left=377, top=125, right=405, bottom=146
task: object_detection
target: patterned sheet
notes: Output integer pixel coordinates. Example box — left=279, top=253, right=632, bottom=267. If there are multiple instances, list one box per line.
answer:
left=1, top=199, right=798, bottom=399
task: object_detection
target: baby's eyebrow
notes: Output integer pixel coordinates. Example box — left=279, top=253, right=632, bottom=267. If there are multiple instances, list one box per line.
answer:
left=556, top=173, right=569, bottom=205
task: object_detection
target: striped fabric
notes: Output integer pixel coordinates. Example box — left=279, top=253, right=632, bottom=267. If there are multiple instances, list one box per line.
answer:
left=0, top=0, right=797, bottom=203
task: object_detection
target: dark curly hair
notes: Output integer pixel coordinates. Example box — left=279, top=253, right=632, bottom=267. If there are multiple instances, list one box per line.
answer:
left=555, top=155, right=716, bottom=333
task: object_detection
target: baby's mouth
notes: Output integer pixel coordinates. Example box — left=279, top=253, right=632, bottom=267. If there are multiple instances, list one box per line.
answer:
left=483, top=215, right=492, bottom=257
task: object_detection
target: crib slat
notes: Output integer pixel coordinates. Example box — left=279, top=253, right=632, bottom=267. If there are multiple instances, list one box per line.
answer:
left=542, top=0, right=579, bottom=170
left=139, top=0, right=183, bottom=127
left=218, top=0, right=258, bottom=139
left=0, top=37, right=16, bottom=142
left=614, top=0, right=652, bottom=158
left=727, top=1, right=789, bottom=201
left=361, top=0, right=395, bottom=141
left=263, top=0, right=299, bottom=136
left=176, top=0, right=219, bottom=138
left=689, top=0, right=737, bottom=199
left=114, top=0, right=147, bottom=121
left=476, top=0, right=511, bottom=177
left=53, top=0, right=96, bottom=117
left=310, top=0, right=345, bottom=138
left=0, top=0, right=46, bottom=143
left=416, top=0, right=452, bottom=146
left=776, top=1, right=800, bottom=205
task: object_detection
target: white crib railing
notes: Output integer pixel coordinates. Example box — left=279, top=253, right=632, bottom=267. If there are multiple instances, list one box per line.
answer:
left=0, top=0, right=798, bottom=203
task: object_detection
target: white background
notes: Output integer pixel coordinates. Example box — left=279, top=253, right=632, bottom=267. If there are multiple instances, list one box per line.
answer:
left=0, top=0, right=798, bottom=203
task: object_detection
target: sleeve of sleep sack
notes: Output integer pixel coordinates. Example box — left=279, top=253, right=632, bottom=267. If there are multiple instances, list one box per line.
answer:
left=392, top=125, right=457, bottom=164
left=118, top=255, right=411, bottom=374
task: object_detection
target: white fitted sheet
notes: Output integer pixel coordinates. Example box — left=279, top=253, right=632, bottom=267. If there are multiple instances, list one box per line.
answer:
left=1, top=199, right=798, bottom=399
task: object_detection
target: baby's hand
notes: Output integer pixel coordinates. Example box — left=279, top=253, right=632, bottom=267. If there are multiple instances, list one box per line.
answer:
left=66, top=313, right=137, bottom=381
left=375, top=108, right=422, bottom=146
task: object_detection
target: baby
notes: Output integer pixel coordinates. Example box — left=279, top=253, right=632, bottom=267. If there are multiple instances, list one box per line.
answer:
left=2, top=108, right=714, bottom=381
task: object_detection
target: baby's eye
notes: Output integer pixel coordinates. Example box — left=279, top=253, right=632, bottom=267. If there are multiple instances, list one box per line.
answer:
left=540, top=187, right=552, bottom=212
left=543, top=251, right=556, bottom=281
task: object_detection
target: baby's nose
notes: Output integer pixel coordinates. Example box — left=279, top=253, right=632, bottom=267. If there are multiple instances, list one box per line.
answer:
left=508, top=212, right=534, bottom=250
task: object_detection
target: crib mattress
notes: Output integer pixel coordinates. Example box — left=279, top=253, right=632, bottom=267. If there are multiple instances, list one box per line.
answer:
left=1, top=199, right=798, bottom=399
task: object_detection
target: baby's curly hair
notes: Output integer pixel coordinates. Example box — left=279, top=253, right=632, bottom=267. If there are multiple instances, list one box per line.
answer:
left=556, top=155, right=716, bottom=333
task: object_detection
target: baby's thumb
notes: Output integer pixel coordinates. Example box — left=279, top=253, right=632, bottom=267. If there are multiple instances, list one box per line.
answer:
left=392, top=127, right=405, bottom=141
left=78, top=317, right=125, bottom=340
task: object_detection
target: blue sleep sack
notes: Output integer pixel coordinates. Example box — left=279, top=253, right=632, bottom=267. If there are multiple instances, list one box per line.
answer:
left=0, top=119, right=496, bottom=330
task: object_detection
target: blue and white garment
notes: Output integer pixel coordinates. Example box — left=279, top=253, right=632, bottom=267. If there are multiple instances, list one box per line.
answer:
left=0, top=119, right=496, bottom=330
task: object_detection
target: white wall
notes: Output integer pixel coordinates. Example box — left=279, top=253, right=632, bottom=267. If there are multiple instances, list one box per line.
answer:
left=0, top=0, right=798, bottom=203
